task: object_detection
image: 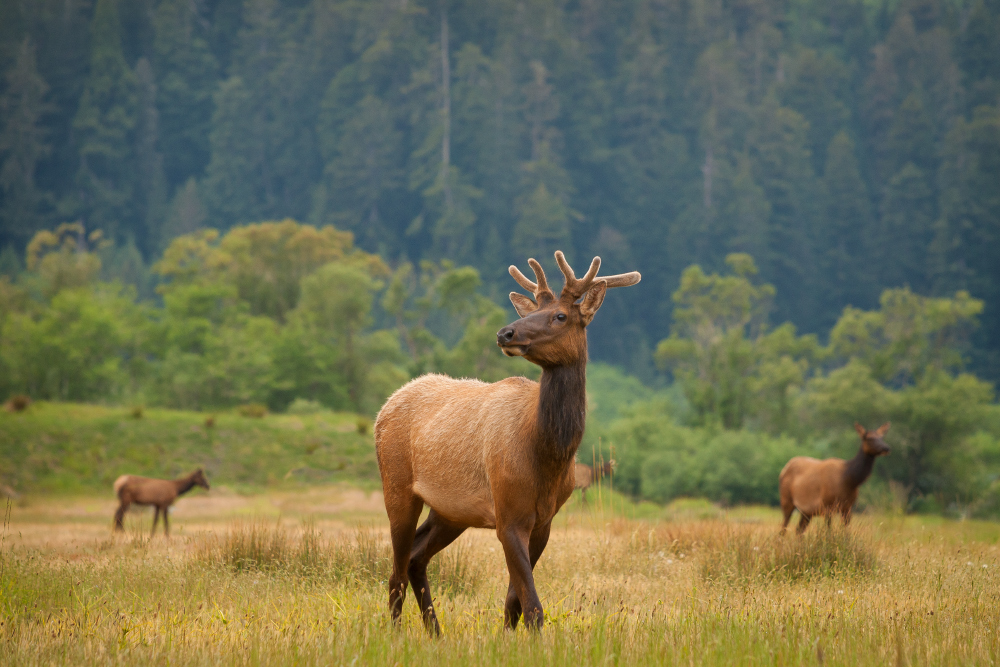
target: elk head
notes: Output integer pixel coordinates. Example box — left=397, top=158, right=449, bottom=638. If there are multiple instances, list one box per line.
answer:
left=192, top=468, right=211, bottom=490
left=497, top=251, right=640, bottom=368
left=854, top=422, right=891, bottom=456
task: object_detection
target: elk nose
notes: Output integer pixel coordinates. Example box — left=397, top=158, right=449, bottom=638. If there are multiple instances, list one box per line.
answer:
left=497, top=327, right=515, bottom=344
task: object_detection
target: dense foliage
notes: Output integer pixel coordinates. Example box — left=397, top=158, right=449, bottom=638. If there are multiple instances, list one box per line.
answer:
left=1, top=0, right=1000, bottom=378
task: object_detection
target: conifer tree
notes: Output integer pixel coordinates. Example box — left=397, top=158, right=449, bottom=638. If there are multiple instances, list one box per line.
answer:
left=133, top=58, right=167, bottom=255
left=71, top=0, right=138, bottom=241
left=152, top=0, right=219, bottom=189
left=821, top=131, right=876, bottom=313
left=0, top=37, right=52, bottom=245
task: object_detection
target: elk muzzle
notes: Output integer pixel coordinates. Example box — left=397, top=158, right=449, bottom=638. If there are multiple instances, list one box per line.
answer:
left=497, top=325, right=527, bottom=357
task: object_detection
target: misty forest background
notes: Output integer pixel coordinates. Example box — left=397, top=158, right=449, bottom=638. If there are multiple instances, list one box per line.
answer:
left=1, top=0, right=1000, bottom=515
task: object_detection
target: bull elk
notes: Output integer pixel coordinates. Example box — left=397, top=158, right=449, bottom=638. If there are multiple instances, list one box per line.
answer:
left=113, top=469, right=210, bottom=537
left=375, top=251, right=640, bottom=634
left=779, top=423, right=891, bottom=535
left=574, top=460, right=614, bottom=502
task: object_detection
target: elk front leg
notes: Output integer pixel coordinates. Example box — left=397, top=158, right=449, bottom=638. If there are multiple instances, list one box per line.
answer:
left=796, top=513, right=812, bottom=535
left=501, top=520, right=550, bottom=631
left=150, top=507, right=160, bottom=537
left=162, top=506, right=170, bottom=537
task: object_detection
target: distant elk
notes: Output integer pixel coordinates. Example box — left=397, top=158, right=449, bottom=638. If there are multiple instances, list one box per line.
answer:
left=779, top=423, right=891, bottom=535
left=375, top=251, right=640, bottom=634
left=113, top=469, right=210, bottom=537
left=574, top=460, right=614, bottom=502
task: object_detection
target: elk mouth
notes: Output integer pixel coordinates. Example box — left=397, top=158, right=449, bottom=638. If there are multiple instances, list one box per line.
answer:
left=498, top=342, right=529, bottom=357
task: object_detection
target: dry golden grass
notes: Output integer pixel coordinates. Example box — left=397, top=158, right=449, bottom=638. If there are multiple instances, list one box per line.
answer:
left=1, top=490, right=998, bottom=666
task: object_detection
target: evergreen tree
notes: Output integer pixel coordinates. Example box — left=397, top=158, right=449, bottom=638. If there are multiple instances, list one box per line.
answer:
left=70, top=0, right=138, bottom=241
left=821, top=131, right=876, bottom=314
left=0, top=37, right=53, bottom=246
left=162, top=178, right=206, bottom=249
left=877, top=162, right=935, bottom=292
left=512, top=62, right=578, bottom=259
left=201, top=76, right=260, bottom=227
left=152, top=0, right=219, bottom=189
left=746, top=97, right=821, bottom=328
left=133, top=58, right=167, bottom=256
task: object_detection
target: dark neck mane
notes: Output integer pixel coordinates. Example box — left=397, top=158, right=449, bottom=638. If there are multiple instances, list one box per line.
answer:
left=175, top=473, right=198, bottom=495
left=844, top=445, right=876, bottom=488
left=536, top=358, right=587, bottom=469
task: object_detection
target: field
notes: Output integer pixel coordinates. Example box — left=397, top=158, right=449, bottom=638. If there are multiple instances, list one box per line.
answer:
left=2, top=487, right=998, bottom=666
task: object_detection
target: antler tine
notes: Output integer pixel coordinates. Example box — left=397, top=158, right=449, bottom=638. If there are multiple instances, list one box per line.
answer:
left=600, top=271, right=642, bottom=288
left=555, top=251, right=602, bottom=298
left=509, top=258, right=555, bottom=304
left=527, top=258, right=552, bottom=295
left=509, top=264, right=537, bottom=293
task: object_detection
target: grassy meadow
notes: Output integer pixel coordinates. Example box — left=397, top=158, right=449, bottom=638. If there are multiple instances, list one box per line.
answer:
left=2, top=403, right=999, bottom=665
left=1, top=487, right=999, bottom=666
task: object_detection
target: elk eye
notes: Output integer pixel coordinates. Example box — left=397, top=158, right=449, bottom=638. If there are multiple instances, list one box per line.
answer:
left=556, top=313, right=567, bottom=322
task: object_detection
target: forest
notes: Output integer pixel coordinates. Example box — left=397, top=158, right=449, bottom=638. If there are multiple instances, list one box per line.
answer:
left=1, top=0, right=999, bottom=513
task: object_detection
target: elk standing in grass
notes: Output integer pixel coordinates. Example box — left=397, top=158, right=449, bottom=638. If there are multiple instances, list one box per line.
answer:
left=574, top=460, right=614, bottom=502
left=375, top=251, right=640, bottom=634
left=779, top=423, right=891, bottom=535
left=113, top=469, right=210, bottom=537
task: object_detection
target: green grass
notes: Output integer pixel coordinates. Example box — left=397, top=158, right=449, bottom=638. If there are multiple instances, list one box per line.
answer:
left=0, top=401, right=379, bottom=494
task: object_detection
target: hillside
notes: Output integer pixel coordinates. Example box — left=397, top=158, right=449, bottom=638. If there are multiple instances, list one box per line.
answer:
left=0, top=402, right=379, bottom=495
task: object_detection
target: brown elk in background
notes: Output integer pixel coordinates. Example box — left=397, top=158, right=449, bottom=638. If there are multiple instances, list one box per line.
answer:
left=113, top=469, right=210, bottom=536
left=779, top=423, right=891, bottom=534
left=573, top=460, right=614, bottom=502
left=375, top=251, right=640, bottom=634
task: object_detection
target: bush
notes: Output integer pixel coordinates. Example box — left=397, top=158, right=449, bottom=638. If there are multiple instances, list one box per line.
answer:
left=237, top=403, right=268, bottom=418
left=605, top=402, right=804, bottom=506
left=4, top=395, right=30, bottom=412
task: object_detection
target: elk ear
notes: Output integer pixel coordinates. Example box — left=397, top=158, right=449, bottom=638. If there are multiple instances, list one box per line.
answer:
left=579, top=280, right=607, bottom=325
left=509, top=292, right=538, bottom=318
left=875, top=422, right=890, bottom=437
left=854, top=422, right=867, bottom=438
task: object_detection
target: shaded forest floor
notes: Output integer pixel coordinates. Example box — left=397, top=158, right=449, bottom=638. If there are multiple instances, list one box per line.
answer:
left=1, top=488, right=998, bottom=666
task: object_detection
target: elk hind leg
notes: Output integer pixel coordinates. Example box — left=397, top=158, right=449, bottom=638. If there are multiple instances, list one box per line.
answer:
left=386, top=494, right=423, bottom=627
left=796, top=513, right=812, bottom=535
left=162, top=506, right=170, bottom=537
left=113, top=501, right=129, bottom=532
left=779, top=495, right=794, bottom=536
left=150, top=507, right=160, bottom=537
left=502, top=520, right=550, bottom=631
left=407, top=510, right=465, bottom=636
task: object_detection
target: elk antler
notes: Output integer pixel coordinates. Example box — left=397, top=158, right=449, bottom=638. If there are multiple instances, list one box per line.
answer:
left=554, top=250, right=642, bottom=300
left=508, top=257, right=557, bottom=307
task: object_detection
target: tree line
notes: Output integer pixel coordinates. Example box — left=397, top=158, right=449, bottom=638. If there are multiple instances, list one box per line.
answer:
left=1, top=0, right=999, bottom=379
left=2, top=221, right=998, bottom=515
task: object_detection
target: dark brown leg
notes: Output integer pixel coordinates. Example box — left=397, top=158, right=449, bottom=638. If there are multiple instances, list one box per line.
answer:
left=407, top=510, right=466, bottom=636
left=780, top=503, right=794, bottom=536
left=114, top=501, right=129, bottom=532
left=501, top=520, right=550, bottom=631
left=842, top=507, right=852, bottom=527
left=150, top=507, right=160, bottom=537
left=825, top=513, right=833, bottom=529
left=796, top=513, right=812, bottom=535
left=163, top=506, right=170, bottom=537
left=386, top=495, right=423, bottom=628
